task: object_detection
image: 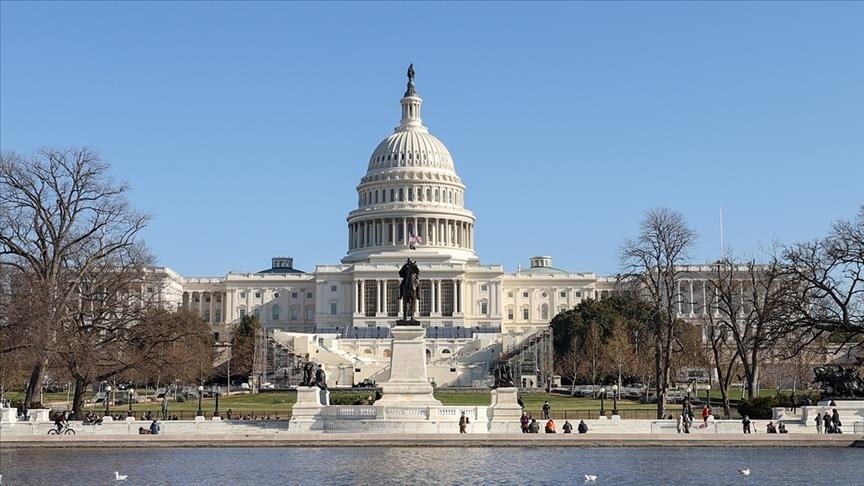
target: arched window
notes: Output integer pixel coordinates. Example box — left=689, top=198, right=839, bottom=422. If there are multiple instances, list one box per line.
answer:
left=399, top=188, right=404, bottom=201
left=390, top=189, right=395, bottom=201
left=541, top=303, right=549, bottom=320
left=271, top=304, right=280, bottom=321
left=426, top=187, right=431, bottom=200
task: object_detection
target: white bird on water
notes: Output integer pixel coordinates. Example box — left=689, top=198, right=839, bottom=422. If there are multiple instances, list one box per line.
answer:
left=584, top=474, right=598, bottom=482
left=115, top=471, right=128, bottom=481
left=738, top=468, right=751, bottom=476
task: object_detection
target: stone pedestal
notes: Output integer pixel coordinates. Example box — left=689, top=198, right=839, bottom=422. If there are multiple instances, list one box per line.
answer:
left=375, top=325, right=441, bottom=406
left=27, top=409, right=51, bottom=422
left=1, top=407, right=16, bottom=424
left=288, top=386, right=330, bottom=432
left=489, top=387, right=523, bottom=433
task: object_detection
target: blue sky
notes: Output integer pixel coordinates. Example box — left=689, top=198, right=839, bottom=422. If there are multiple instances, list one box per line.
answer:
left=2, top=1, right=862, bottom=276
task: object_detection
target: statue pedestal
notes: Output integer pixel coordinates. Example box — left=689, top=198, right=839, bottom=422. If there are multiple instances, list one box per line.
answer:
left=489, top=387, right=523, bottom=433
left=375, top=325, right=441, bottom=406
left=289, top=386, right=330, bottom=432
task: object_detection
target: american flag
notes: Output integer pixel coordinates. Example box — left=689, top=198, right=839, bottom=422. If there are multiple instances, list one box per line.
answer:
left=408, top=234, right=423, bottom=250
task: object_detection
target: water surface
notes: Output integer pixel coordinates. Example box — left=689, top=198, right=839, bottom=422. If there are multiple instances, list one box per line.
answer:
left=1, top=447, right=861, bottom=485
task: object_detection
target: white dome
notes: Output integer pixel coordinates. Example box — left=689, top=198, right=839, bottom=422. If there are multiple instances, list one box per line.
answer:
left=367, top=129, right=455, bottom=173
left=344, top=66, right=477, bottom=265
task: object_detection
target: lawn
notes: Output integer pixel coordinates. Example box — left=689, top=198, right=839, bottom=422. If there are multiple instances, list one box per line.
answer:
left=2, top=387, right=780, bottom=419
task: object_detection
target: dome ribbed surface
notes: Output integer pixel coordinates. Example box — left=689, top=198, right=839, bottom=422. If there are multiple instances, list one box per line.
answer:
left=367, top=130, right=455, bottom=172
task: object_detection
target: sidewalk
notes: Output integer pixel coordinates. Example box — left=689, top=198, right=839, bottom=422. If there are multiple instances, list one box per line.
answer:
left=2, top=433, right=861, bottom=449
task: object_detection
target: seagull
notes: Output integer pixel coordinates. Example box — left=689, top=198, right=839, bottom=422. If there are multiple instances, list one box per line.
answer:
left=115, top=471, right=128, bottom=481
left=738, top=468, right=750, bottom=476
left=584, top=475, right=598, bottom=481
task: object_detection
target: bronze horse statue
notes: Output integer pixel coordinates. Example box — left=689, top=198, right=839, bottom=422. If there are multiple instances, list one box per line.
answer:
left=399, top=258, right=420, bottom=322
left=813, top=365, right=864, bottom=398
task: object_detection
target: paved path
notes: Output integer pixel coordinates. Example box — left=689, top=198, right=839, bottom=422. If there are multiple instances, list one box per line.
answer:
left=2, top=433, right=861, bottom=449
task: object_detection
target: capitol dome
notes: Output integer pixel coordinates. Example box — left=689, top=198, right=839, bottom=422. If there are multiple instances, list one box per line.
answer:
left=343, top=65, right=477, bottom=264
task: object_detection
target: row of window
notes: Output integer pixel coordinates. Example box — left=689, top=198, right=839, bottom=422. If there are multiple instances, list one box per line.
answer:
left=506, top=291, right=582, bottom=299
left=359, top=186, right=462, bottom=207
left=238, top=305, right=315, bottom=321
left=237, top=291, right=313, bottom=300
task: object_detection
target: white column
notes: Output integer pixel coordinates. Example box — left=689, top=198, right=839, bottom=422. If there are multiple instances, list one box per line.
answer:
left=402, top=218, right=407, bottom=245
left=360, top=279, right=366, bottom=316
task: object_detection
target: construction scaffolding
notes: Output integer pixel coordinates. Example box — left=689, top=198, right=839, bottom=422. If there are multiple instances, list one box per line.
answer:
left=499, top=327, right=554, bottom=390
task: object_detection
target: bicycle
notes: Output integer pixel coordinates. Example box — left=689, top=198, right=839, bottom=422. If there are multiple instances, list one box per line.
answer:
left=47, top=423, right=76, bottom=435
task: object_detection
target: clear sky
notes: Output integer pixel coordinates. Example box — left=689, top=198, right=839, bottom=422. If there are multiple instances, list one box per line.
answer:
left=2, top=1, right=862, bottom=277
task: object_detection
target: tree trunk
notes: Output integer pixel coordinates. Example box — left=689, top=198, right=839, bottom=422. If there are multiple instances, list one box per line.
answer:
left=24, top=362, right=45, bottom=407
left=654, top=333, right=665, bottom=419
left=72, top=378, right=88, bottom=419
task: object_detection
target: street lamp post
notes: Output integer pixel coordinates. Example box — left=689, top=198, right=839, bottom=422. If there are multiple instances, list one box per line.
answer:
left=197, top=385, right=204, bottom=417
left=104, top=385, right=112, bottom=416
left=214, top=385, right=220, bottom=417
left=599, top=387, right=606, bottom=417
left=612, top=384, right=619, bottom=416
left=127, top=388, right=135, bottom=417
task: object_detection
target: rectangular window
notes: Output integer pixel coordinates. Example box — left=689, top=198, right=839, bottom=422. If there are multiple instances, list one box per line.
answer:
left=481, top=285, right=488, bottom=292
left=522, top=308, right=529, bottom=320
left=480, top=302, right=488, bottom=315
left=560, top=291, right=566, bottom=298
left=575, top=291, right=582, bottom=298
left=522, top=292, right=529, bottom=298
left=146, top=286, right=154, bottom=293
left=306, top=292, right=313, bottom=299
left=331, top=285, right=337, bottom=292
left=291, top=309, right=298, bottom=321
left=330, top=303, right=338, bottom=315
left=239, top=292, right=246, bottom=299
left=239, top=308, right=246, bottom=319
left=507, top=309, right=514, bottom=320
left=253, top=307, right=260, bottom=319
left=205, top=296, right=211, bottom=303
left=203, top=310, right=211, bottom=321
left=306, top=308, right=314, bottom=320
left=215, top=310, right=221, bottom=323
left=292, top=292, right=298, bottom=298
left=255, top=292, right=261, bottom=299
left=508, top=292, right=513, bottom=298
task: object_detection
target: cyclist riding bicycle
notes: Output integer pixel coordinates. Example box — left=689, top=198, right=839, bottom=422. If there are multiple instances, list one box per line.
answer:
left=53, top=411, right=68, bottom=433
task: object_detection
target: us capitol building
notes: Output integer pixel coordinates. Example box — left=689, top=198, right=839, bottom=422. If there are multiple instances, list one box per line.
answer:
left=151, top=67, right=621, bottom=388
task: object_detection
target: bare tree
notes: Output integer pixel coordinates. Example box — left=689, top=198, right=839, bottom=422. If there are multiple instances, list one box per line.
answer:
left=699, top=280, right=741, bottom=418
left=783, top=205, right=864, bottom=349
left=0, top=147, right=148, bottom=407
left=703, top=256, right=800, bottom=400
left=620, top=207, right=697, bottom=419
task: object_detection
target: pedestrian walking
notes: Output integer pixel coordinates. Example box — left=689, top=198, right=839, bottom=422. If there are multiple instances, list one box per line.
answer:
left=742, top=415, right=751, bottom=434
left=459, top=412, right=469, bottom=434
left=542, top=401, right=551, bottom=420
left=815, top=412, right=823, bottom=434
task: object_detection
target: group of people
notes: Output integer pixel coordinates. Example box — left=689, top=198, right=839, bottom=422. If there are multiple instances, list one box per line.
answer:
left=675, top=403, right=712, bottom=434
left=519, top=410, right=588, bottom=434
left=814, top=408, right=843, bottom=434
left=765, top=421, right=788, bottom=433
